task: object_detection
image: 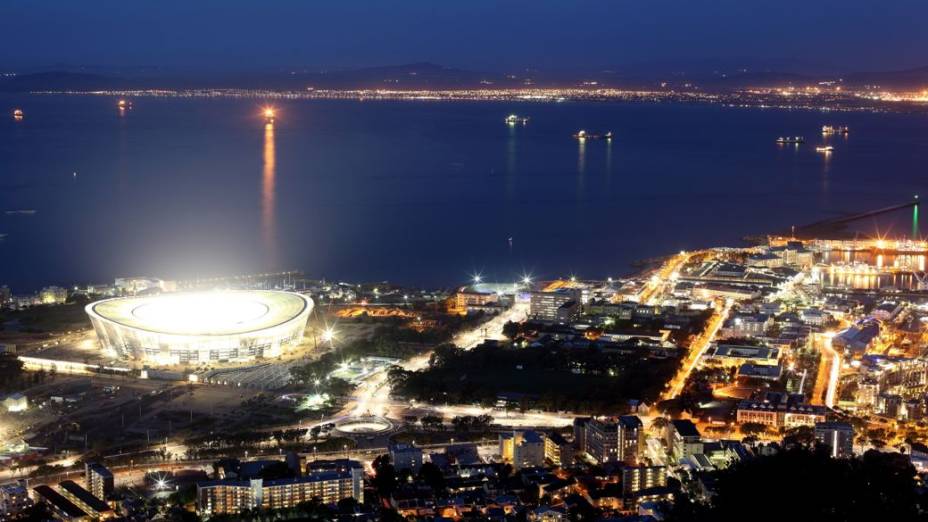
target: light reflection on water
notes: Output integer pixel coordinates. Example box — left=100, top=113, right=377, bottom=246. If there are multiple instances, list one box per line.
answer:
left=262, top=121, right=276, bottom=267
left=819, top=250, right=926, bottom=289
left=2, top=95, right=928, bottom=291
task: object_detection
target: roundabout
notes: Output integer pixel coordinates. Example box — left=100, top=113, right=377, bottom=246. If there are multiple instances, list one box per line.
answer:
left=333, top=416, right=395, bottom=436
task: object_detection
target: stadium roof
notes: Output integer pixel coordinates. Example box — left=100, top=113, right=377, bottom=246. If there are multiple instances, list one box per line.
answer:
left=88, top=290, right=310, bottom=336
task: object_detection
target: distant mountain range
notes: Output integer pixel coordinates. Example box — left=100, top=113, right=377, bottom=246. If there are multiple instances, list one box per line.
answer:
left=2, top=62, right=927, bottom=92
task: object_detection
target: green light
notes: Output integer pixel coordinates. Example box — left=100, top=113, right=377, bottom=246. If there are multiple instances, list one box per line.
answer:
left=913, top=203, right=920, bottom=239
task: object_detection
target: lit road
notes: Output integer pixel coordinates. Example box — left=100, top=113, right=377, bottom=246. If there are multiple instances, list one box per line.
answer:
left=810, top=331, right=841, bottom=407
left=453, top=301, right=528, bottom=349
left=319, top=302, right=543, bottom=428
left=639, top=250, right=699, bottom=305
left=663, top=299, right=732, bottom=400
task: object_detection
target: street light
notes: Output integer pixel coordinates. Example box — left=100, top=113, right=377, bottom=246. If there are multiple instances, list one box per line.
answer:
left=321, top=326, right=336, bottom=344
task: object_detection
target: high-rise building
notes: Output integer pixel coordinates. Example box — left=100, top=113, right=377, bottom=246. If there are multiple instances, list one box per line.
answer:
left=85, top=463, right=114, bottom=500
left=666, top=420, right=702, bottom=462
left=814, top=422, right=854, bottom=458
left=573, top=417, right=590, bottom=454
left=584, top=418, right=620, bottom=464
left=617, top=415, right=644, bottom=465
left=543, top=432, right=573, bottom=467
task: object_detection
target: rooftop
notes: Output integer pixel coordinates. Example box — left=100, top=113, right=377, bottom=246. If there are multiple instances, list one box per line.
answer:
left=88, top=290, right=310, bottom=336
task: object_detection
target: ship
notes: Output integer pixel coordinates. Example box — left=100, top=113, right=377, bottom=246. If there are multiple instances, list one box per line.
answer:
left=573, top=130, right=613, bottom=140
left=776, top=136, right=804, bottom=144
left=505, top=114, right=529, bottom=125
left=12, top=109, right=23, bottom=121
left=822, top=125, right=849, bottom=135
left=816, top=145, right=834, bottom=153
left=263, top=107, right=276, bottom=124
left=117, top=99, right=132, bottom=110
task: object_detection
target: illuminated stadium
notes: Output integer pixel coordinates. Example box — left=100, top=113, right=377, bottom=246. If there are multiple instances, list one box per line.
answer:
left=86, top=290, right=312, bottom=365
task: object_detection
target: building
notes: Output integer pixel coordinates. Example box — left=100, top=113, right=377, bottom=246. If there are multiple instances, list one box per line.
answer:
left=530, top=290, right=581, bottom=323
left=621, top=465, right=667, bottom=498
left=833, top=319, right=880, bottom=355
left=666, top=420, right=702, bottom=462
left=500, top=430, right=545, bottom=469
left=114, top=277, right=174, bottom=295
left=454, top=288, right=499, bottom=312
left=815, top=422, right=854, bottom=458
left=0, top=482, right=33, bottom=519
left=390, top=443, right=424, bottom=474
left=573, top=417, right=590, bottom=454
left=736, top=392, right=828, bottom=429
left=709, top=344, right=781, bottom=367
left=197, top=464, right=363, bottom=516
left=582, top=418, right=619, bottom=464
left=737, top=363, right=783, bottom=381
left=39, top=286, right=69, bottom=305
left=86, top=290, right=313, bottom=365
left=574, top=416, right=644, bottom=465
left=2, top=392, right=28, bottom=412
left=59, top=480, right=115, bottom=519
left=32, top=485, right=90, bottom=522
left=85, top=463, right=114, bottom=500
left=721, top=312, right=772, bottom=338
left=543, top=432, right=573, bottom=467
left=617, top=416, right=644, bottom=465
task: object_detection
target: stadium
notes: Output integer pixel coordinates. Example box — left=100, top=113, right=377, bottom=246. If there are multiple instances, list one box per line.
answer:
left=86, top=290, right=313, bottom=366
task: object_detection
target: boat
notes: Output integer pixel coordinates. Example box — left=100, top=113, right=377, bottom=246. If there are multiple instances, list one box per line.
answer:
left=816, top=145, right=834, bottom=153
left=505, top=114, right=529, bottom=125
left=12, top=109, right=23, bottom=121
left=263, top=107, right=276, bottom=124
left=573, top=130, right=612, bottom=140
left=822, top=125, right=849, bottom=135
left=117, top=99, right=132, bottom=110
left=776, top=136, right=804, bottom=144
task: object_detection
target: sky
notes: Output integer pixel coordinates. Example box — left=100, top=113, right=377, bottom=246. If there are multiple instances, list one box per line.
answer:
left=1, top=0, right=927, bottom=74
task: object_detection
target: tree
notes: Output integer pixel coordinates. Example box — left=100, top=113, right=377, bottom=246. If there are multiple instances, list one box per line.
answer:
left=782, top=425, right=815, bottom=449
left=371, top=455, right=397, bottom=498
left=669, top=448, right=923, bottom=522
left=502, top=321, right=521, bottom=340
left=418, top=462, right=445, bottom=493
left=336, top=497, right=359, bottom=514
left=739, top=423, right=768, bottom=436
left=650, top=416, right=670, bottom=433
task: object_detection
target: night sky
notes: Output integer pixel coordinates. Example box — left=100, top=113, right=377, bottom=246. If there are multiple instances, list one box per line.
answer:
left=2, top=0, right=926, bottom=73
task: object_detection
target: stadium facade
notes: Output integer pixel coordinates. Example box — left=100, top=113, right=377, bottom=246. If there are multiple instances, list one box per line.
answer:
left=86, top=290, right=312, bottom=365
